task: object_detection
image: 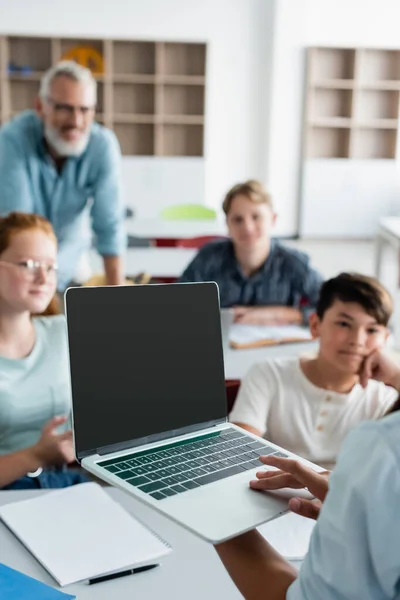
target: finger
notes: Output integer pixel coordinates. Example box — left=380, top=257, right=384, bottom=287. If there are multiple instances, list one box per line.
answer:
left=289, top=498, right=321, bottom=521
left=43, top=415, right=68, bottom=433
left=259, top=456, right=328, bottom=500
left=360, top=349, right=381, bottom=387
left=359, top=354, right=373, bottom=388
left=253, top=469, right=286, bottom=479
left=57, top=430, right=73, bottom=442
left=250, top=473, right=303, bottom=490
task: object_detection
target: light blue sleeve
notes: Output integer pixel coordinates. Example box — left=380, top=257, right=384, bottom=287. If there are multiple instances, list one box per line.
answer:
left=0, top=132, right=34, bottom=214
left=90, top=130, right=126, bottom=256
left=287, top=422, right=400, bottom=600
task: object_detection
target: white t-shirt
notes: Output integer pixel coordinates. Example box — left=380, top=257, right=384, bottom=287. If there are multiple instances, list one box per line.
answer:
left=229, top=356, right=398, bottom=469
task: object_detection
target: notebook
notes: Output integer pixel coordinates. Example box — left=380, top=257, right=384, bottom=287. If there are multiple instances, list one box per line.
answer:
left=229, top=324, right=312, bottom=349
left=0, top=563, right=75, bottom=599
left=0, top=482, right=171, bottom=587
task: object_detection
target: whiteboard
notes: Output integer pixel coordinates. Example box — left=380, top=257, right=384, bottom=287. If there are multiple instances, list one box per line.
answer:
left=120, top=156, right=206, bottom=219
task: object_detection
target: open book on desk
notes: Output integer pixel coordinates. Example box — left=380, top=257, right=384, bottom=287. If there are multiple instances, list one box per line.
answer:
left=229, top=324, right=312, bottom=349
left=0, top=482, right=171, bottom=587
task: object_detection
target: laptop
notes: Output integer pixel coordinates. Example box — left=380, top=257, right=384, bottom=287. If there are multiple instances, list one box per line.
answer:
left=65, top=283, right=315, bottom=544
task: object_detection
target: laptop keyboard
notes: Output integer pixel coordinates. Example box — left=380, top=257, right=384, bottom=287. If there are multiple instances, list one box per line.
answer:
left=98, top=429, right=288, bottom=501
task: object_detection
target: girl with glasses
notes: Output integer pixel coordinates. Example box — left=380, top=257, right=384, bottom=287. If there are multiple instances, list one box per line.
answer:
left=0, top=212, right=87, bottom=489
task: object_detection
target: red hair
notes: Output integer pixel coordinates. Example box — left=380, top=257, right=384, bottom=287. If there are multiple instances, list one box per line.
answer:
left=0, top=212, right=60, bottom=316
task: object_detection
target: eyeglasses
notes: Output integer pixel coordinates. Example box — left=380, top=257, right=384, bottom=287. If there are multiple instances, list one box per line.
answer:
left=46, top=97, right=95, bottom=118
left=0, top=259, right=58, bottom=280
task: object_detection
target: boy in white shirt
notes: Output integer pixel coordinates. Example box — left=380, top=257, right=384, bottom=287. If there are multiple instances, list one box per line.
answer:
left=229, top=272, right=398, bottom=469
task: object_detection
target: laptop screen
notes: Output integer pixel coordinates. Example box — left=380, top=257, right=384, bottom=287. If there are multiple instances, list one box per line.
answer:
left=65, top=282, right=227, bottom=457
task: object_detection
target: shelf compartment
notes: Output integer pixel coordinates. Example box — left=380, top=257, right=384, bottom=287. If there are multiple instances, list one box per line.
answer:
left=310, top=48, right=355, bottom=81
left=113, top=41, right=155, bottom=75
left=59, top=39, right=104, bottom=74
left=163, top=43, right=206, bottom=76
left=351, top=128, right=397, bottom=159
left=359, top=49, right=400, bottom=83
left=163, top=84, right=204, bottom=115
left=353, top=89, right=399, bottom=120
left=9, top=37, right=52, bottom=72
left=113, top=83, right=155, bottom=115
left=114, top=123, right=154, bottom=155
left=10, top=80, right=39, bottom=112
left=307, top=126, right=351, bottom=158
left=311, top=88, right=353, bottom=119
left=161, top=124, right=203, bottom=156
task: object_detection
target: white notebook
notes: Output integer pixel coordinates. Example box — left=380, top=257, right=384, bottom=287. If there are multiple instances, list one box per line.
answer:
left=0, top=482, right=171, bottom=587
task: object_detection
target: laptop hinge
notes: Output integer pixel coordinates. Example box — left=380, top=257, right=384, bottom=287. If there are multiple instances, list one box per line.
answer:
left=93, top=417, right=227, bottom=457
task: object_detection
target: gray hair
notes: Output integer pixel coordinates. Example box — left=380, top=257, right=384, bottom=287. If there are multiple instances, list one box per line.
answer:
left=39, top=61, right=97, bottom=102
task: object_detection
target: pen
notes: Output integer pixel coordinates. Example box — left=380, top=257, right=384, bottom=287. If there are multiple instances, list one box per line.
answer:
left=88, top=563, right=159, bottom=585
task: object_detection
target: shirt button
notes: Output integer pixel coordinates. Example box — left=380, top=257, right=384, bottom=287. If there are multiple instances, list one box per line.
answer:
left=326, top=395, right=332, bottom=402
left=317, top=425, right=324, bottom=431
left=320, top=410, right=328, bottom=416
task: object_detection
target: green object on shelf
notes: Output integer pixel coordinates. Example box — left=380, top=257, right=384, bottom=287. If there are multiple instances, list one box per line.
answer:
left=160, top=204, right=216, bottom=220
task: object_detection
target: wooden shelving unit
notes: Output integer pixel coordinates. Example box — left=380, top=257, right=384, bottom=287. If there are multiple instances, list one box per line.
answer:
left=305, top=47, right=400, bottom=158
left=0, top=36, right=206, bottom=156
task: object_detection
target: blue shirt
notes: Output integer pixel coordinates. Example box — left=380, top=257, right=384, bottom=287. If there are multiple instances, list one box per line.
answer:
left=0, top=316, right=71, bottom=455
left=0, top=111, right=126, bottom=290
left=287, top=411, right=400, bottom=600
left=179, top=239, right=323, bottom=321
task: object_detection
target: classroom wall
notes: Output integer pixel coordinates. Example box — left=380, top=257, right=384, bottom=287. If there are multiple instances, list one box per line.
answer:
left=268, top=0, right=400, bottom=237
left=0, top=0, right=276, bottom=224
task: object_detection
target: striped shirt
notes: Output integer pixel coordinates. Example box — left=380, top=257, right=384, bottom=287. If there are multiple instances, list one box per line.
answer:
left=179, top=239, right=323, bottom=321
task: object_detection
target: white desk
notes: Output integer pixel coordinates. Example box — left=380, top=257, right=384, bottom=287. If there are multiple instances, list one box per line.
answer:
left=0, top=489, right=303, bottom=599
left=375, top=217, right=400, bottom=284
left=0, top=488, right=243, bottom=599
left=224, top=341, right=318, bottom=380
left=126, top=218, right=228, bottom=240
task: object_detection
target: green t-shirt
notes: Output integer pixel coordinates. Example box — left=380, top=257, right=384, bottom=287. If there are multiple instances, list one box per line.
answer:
left=0, top=315, right=71, bottom=455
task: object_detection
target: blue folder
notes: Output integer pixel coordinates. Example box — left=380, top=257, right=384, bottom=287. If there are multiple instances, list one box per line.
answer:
left=0, top=563, right=76, bottom=599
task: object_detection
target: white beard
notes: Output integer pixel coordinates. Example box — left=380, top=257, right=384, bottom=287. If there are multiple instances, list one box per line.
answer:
left=44, top=124, right=90, bottom=157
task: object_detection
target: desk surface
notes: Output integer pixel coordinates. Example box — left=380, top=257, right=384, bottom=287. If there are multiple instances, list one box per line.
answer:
left=126, top=218, right=228, bottom=239
left=224, top=340, right=318, bottom=380
left=0, top=488, right=247, bottom=599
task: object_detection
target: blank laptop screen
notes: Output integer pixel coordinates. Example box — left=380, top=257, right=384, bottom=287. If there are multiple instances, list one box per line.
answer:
left=65, top=283, right=227, bottom=457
